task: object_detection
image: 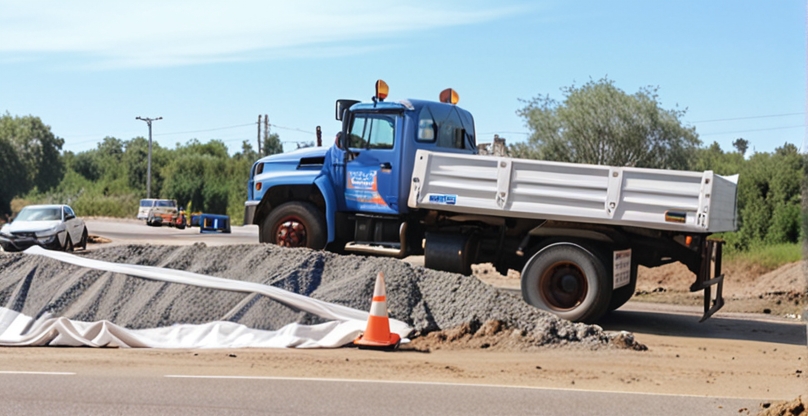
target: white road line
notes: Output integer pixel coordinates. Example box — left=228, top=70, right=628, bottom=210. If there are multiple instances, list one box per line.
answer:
left=164, top=375, right=771, bottom=401
left=0, top=371, right=75, bottom=375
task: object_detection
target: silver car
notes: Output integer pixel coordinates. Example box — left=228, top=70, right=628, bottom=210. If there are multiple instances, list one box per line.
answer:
left=0, top=204, right=88, bottom=252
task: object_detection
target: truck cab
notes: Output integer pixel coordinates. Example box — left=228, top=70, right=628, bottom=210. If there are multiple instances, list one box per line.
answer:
left=245, top=81, right=475, bottom=257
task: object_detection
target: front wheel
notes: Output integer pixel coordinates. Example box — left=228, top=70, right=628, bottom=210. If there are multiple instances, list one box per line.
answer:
left=521, top=243, right=611, bottom=323
left=62, top=233, right=74, bottom=252
left=261, top=201, right=326, bottom=249
left=79, top=227, right=88, bottom=250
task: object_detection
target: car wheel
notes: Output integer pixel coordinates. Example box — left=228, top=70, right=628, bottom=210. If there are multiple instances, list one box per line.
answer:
left=79, top=227, right=88, bottom=250
left=63, top=234, right=74, bottom=252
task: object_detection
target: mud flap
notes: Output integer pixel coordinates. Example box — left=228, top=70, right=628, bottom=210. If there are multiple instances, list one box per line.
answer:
left=689, top=239, right=725, bottom=322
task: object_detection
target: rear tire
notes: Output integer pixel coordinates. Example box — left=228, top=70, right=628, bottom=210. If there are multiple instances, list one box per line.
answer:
left=261, top=201, right=326, bottom=249
left=521, top=243, right=611, bottom=323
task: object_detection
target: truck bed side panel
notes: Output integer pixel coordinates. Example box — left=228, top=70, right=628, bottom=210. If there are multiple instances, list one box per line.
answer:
left=407, top=150, right=738, bottom=233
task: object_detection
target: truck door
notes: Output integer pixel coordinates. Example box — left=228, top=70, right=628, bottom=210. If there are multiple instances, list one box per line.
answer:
left=344, top=112, right=401, bottom=215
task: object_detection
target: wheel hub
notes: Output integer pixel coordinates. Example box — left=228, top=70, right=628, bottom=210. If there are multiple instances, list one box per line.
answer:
left=539, top=262, right=588, bottom=311
left=275, top=218, right=307, bottom=247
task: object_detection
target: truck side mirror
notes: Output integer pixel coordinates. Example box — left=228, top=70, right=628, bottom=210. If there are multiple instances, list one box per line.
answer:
left=335, top=99, right=360, bottom=121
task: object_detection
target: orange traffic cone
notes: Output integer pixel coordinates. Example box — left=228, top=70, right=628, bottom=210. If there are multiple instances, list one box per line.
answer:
left=354, top=272, right=401, bottom=350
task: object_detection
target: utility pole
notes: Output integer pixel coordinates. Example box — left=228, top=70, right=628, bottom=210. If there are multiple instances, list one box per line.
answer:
left=264, top=114, right=269, bottom=146
left=257, top=115, right=262, bottom=155
left=135, top=116, right=162, bottom=199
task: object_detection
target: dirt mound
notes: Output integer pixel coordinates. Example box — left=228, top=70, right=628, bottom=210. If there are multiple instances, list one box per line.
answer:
left=636, top=260, right=806, bottom=299
left=758, top=396, right=806, bottom=416
left=0, top=244, right=637, bottom=350
left=409, top=319, right=646, bottom=352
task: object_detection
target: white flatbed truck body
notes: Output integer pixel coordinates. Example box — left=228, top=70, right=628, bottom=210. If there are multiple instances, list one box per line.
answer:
left=408, top=150, right=738, bottom=234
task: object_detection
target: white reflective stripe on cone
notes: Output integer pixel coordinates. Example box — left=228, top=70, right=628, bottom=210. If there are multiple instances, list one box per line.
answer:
left=369, top=300, right=387, bottom=317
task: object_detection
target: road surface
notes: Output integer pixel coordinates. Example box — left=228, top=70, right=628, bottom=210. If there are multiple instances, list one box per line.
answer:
left=0, top=371, right=763, bottom=416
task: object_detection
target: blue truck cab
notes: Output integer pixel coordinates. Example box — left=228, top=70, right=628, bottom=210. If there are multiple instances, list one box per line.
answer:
left=244, top=80, right=476, bottom=256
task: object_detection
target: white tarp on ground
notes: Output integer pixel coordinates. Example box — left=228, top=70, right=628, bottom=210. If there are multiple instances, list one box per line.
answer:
left=0, top=246, right=412, bottom=348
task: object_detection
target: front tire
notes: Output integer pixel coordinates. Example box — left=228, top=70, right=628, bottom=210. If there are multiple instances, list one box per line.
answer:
left=62, top=233, right=74, bottom=252
left=79, top=228, right=88, bottom=250
left=261, top=201, right=326, bottom=249
left=521, top=243, right=611, bottom=323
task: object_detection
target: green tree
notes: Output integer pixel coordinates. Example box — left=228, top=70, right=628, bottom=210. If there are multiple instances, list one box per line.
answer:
left=262, top=132, right=283, bottom=156
left=0, top=136, right=27, bottom=216
left=514, top=78, right=700, bottom=170
left=161, top=153, right=229, bottom=214
left=236, top=140, right=258, bottom=161
left=123, top=137, right=169, bottom=197
left=0, top=113, right=65, bottom=192
left=731, top=143, right=804, bottom=248
left=71, top=151, right=101, bottom=181
left=732, top=138, right=749, bottom=156
left=179, top=138, right=229, bottom=159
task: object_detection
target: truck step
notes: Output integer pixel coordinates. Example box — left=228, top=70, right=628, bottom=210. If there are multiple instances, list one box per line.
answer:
left=344, top=242, right=405, bottom=258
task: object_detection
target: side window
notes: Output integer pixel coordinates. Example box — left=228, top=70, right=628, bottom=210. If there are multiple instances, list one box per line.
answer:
left=436, top=108, right=466, bottom=150
left=417, top=108, right=436, bottom=142
left=65, top=206, right=75, bottom=218
left=349, top=114, right=395, bottom=150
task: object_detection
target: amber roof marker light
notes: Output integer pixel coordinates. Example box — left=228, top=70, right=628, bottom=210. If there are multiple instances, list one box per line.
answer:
left=439, top=88, right=459, bottom=104
left=374, top=79, right=389, bottom=103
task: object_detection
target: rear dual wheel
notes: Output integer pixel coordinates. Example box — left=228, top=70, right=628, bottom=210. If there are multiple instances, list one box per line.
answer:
left=521, top=243, right=611, bottom=323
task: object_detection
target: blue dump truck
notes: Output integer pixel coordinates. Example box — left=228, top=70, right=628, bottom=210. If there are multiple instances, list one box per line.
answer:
left=245, top=80, right=739, bottom=323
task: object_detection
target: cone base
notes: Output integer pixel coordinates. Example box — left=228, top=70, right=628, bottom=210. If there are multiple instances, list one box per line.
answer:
left=353, top=333, right=401, bottom=351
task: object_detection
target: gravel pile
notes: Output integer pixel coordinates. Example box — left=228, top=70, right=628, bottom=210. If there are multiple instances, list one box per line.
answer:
left=0, top=244, right=640, bottom=350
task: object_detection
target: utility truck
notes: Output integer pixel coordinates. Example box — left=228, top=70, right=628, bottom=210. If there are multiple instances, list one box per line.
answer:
left=244, top=81, right=738, bottom=323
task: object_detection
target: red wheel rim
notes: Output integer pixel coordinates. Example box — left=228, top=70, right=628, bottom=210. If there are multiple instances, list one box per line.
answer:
left=274, top=216, right=307, bottom=247
left=539, top=261, right=588, bottom=311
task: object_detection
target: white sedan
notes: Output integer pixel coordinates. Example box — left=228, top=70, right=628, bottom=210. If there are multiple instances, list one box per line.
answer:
left=0, top=204, right=88, bottom=252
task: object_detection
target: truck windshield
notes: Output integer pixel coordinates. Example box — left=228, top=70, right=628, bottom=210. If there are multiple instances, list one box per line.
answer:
left=348, top=113, right=395, bottom=150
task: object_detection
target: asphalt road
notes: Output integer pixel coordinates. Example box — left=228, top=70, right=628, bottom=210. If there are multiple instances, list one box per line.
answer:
left=86, top=219, right=259, bottom=246
left=0, top=372, right=763, bottom=416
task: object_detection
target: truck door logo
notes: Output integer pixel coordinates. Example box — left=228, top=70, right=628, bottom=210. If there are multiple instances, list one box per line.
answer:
left=346, top=169, right=386, bottom=207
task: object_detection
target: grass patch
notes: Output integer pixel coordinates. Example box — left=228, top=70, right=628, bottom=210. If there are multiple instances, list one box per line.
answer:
left=724, top=242, right=802, bottom=271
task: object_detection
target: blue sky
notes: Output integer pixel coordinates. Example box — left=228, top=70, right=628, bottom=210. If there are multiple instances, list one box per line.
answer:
left=1, top=0, right=804, bottom=156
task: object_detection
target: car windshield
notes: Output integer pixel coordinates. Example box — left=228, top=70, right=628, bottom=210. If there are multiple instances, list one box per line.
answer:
left=16, top=207, right=61, bottom=222
left=156, top=200, right=176, bottom=207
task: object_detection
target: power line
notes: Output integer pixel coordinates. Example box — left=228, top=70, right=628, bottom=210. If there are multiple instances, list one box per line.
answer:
left=270, top=123, right=317, bottom=135
left=154, top=122, right=255, bottom=137
left=689, top=112, right=803, bottom=124
left=479, top=131, right=530, bottom=136
left=699, top=124, right=804, bottom=136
